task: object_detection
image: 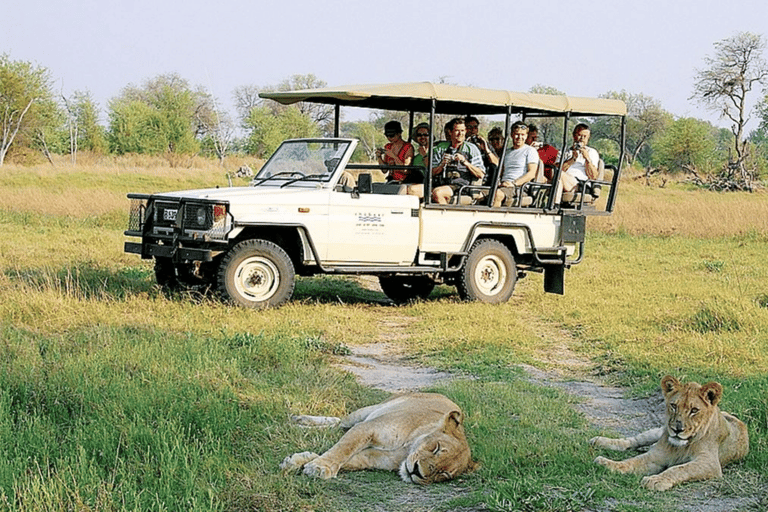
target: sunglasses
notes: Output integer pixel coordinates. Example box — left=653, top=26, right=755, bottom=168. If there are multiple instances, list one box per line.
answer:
left=489, top=137, right=502, bottom=141
left=384, top=132, right=398, bottom=136
left=416, top=133, right=429, bottom=137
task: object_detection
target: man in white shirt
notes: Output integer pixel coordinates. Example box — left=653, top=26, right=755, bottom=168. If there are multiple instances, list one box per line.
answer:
left=560, top=123, right=599, bottom=193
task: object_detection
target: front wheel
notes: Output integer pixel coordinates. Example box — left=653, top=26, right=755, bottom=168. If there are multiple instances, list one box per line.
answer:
left=457, top=239, right=517, bottom=303
left=218, top=239, right=295, bottom=309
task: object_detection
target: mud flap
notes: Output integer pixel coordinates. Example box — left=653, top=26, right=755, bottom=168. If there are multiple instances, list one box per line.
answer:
left=544, top=264, right=564, bottom=295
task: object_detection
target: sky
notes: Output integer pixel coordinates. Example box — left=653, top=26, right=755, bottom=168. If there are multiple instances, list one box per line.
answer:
left=3, top=0, right=768, bottom=130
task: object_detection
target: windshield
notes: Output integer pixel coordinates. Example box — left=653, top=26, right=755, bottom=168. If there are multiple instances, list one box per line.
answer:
left=253, top=140, right=352, bottom=186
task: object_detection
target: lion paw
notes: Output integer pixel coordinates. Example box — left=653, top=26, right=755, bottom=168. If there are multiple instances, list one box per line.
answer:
left=280, top=452, right=319, bottom=473
left=594, top=455, right=610, bottom=467
left=590, top=436, right=607, bottom=447
left=303, top=459, right=338, bottom=480
left=641, top=474, right=674, bottom=491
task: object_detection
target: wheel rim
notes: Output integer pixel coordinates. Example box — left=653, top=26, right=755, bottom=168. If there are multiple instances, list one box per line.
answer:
left=473, top=254, right=508, bottom=296
left=233, top=256, right=280, bottom=302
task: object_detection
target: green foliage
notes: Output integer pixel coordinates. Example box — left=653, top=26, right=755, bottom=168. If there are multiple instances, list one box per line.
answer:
left=107, top=73, right=206, bottom=156
left=63, top=90, right=107, bottom=154
left=341, top=120, right=384, bottom=162
left=0, top=54, right=60, bottom=165
left=594, top=90, right=670, bottom=167
left=528, top=84, right=566, bottom=145
left=243, top=105, right=319, bottom=158
left=651, top=117, right=725, bottom=173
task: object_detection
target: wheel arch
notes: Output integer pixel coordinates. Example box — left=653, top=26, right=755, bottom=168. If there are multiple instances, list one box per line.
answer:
left=231, top=224, right=312, bottom=271
left=463, top=225, right=529, bottom=259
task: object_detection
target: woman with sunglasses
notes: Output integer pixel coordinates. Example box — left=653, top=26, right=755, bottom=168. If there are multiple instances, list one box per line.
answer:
left=376, top=121, right=415, bottom=183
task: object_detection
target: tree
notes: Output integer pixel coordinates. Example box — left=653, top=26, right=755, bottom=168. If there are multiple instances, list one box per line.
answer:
left=107, top=73, right=210, bottom=156
left=342, top=120, right=384, bottom=162
left=62, top=90, right=106, bottom=162
left=528, top=85, right=566, bottom=145
left=237, top=74, right=335, bottom=135
left=652, top=117, right=723, bottom=174
left=692, top=32, right=768, bottom=165
left=0, top=54, right=58, bottom=165
left=594, top=91, right=669, bottom=166
left=242, top=105, right=318, bottom=158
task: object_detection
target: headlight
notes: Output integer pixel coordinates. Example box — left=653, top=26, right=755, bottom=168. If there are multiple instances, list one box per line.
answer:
left=196, top=206, right=207, bottom=226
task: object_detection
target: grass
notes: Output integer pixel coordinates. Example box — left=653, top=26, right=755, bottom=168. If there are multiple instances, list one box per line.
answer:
left=0, top=159, right=766, bottom=510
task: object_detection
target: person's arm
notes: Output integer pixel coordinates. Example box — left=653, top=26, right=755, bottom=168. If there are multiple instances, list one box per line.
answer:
left=459, top=157, right=485, bottom=180
left=474, top=136, right=499, bottom=166
left=514, top=161, right=538, bottom=186
left=583, top=148, right=599, bottom=180
left=401, top=145, right=414, bottom=166
left=560, top=147, right=577, bottom=173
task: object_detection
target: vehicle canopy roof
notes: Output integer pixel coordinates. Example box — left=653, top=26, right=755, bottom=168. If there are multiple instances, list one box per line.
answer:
left=259, top=81, right=627, bottom=117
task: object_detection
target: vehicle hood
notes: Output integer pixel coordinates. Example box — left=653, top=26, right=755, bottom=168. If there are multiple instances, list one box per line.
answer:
left=154, top=185, right=331, bottom=205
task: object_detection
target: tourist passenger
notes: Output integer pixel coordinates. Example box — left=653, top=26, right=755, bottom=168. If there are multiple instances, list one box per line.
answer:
left=560, top=123, right=599, bottom=193
left=411, top=122, right=431, bottom=169
left=527, top=124, right=559, bottom=181
left=487, top=127, right=505, bottom=157
left=465, top=115, right=498, bottom=170
left=376, top=121, right=416, bottom=183
left=431, top=118, right=485, bottom=204
left=492, top=121, right=539, bottom=207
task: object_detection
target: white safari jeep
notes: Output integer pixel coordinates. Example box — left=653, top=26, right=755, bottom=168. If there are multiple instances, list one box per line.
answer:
left=124, top=83, right=627, bottom=308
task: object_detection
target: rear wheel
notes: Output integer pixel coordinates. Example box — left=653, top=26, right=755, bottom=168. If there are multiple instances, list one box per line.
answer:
left=378, top=275, right=436, bottom=304
left=457, top=239, right=516, bottom=303
left=218, top=239, right=295, bottom=308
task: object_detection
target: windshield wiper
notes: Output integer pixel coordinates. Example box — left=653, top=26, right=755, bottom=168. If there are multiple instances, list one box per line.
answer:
left=280, top=173, right=328, bottom=188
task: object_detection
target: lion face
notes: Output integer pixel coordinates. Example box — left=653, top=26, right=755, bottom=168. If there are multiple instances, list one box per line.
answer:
left=399, top=411, right=477, bottom=484
left=661, top=375, right=722, bottom=447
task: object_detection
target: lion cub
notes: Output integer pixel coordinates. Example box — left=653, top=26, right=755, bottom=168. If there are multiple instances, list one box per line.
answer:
left=590, top=375, right=749, bottom=491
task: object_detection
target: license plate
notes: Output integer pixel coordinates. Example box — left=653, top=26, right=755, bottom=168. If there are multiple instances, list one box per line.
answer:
left=163, top=209, right=178, bottom=221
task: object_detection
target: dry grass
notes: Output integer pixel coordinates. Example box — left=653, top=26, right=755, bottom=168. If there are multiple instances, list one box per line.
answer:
left=593, top=169, right=768, bottom=238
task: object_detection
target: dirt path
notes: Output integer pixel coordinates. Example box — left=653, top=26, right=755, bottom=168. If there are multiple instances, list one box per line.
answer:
left=322, top=279, right=762, bottom=511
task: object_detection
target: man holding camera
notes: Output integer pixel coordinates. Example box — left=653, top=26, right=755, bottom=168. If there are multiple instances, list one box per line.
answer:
left=431, top=117, right=485, bottom=204
left=560, top=123, right=599, bottom=193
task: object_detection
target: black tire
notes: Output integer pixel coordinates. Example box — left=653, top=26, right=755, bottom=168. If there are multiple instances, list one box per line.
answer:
left=457, top=239, right=516, bottom=303
left=218, top=239, right=295, bottom=309
left=379, top=275, right=436, bottom=304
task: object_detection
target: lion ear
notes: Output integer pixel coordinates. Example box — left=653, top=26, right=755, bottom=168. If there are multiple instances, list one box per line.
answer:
left=700, top=382, right=723, bottom=407
left=661, top=375, right=680, bottom=396
left=444, top=410, right=462, bottom=432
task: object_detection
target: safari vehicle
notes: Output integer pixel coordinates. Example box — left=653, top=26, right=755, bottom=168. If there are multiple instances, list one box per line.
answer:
left=124, top=82, right=627, bottom=308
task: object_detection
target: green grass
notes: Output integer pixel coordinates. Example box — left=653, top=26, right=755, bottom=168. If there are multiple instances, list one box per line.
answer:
left=1, top=165, right=767, bottom=510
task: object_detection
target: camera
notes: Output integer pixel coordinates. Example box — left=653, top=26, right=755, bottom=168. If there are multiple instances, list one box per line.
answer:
left=573, top=142, right=583, bottom=151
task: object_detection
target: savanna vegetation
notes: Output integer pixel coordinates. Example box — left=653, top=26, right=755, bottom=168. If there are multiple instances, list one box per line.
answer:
left=0, top=157, right=766, bottom=511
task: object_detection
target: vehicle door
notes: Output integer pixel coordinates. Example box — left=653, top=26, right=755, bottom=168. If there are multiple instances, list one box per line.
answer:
left=324, top=188, right=420, bottom=265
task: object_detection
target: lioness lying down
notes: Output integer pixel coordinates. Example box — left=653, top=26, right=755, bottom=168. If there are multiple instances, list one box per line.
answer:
left=280, top=392, right=478, bottom=484
left=590, top=375, right=749, bottom=491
